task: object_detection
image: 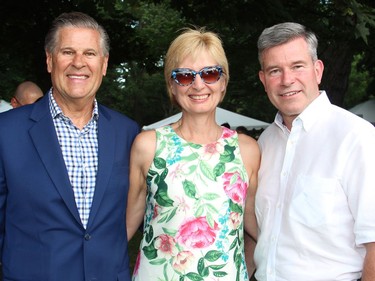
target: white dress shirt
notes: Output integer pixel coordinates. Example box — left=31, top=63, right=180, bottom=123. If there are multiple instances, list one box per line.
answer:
left=254, top=91, right=375, bottom=281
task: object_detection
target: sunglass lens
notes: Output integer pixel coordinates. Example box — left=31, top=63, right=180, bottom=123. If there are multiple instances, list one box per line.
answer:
left=201, top=68, right=221, bottom=83
left=175, top=72, right=194, bottom=86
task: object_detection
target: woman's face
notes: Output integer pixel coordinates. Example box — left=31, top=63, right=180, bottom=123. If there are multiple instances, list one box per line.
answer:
left=170, top=49, right=226, bottom=115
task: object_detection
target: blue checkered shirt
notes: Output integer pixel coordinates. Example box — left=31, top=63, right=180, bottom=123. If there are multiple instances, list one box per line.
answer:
left=49, top=91, right=99, bottom=229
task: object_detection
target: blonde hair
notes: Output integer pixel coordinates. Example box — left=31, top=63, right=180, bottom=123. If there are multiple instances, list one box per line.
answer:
left=164, top=27, right=229, bottom=108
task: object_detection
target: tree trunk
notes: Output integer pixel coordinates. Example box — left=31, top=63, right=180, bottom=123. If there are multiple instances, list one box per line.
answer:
left=319, top=43, right=354, bottom=107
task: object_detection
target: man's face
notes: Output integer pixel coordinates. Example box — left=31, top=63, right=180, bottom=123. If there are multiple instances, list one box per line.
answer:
left=259, top=37, right=324, bottom=125
left=46, top=27, right=108, bottom=104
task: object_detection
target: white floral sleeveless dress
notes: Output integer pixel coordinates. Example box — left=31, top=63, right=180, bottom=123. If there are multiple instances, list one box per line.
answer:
left=132, top=125, right=250, bottom=281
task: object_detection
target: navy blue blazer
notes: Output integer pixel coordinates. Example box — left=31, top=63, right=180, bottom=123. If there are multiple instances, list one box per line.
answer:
left=0, top=94, right=139, bottom=281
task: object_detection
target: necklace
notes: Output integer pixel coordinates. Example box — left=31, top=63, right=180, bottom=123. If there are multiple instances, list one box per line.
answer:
left=177, top=119, right=221, bottom=145
left=176, top=120, right=222, bottom=173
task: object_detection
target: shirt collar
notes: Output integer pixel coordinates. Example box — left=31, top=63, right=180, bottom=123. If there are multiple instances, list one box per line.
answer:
left=48, top=88, right=99, bottom=121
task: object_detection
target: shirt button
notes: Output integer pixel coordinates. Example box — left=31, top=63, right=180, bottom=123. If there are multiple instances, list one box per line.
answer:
left=84, top=233, right=91, bottom=241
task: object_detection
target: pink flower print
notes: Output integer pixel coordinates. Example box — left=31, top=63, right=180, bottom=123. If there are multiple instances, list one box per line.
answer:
left=176, top=216, right=219, bottom=248
left=229, top=212, right=241, bottom=230
left=201, top=141, right=224, bottom=161
left=169, top=162, right=190, bottom=182
left=176, top=196, right=190, bottom=213
left=133, top=251, right=141, bottom=276
left=223, top=171, right=248, bottom=204
left=153, top=204, right=160, bottom=219
left=172, top=251, right=194, bottom=273
left=222, top=127, right=235, bottom=138
left=154, top=234, right=177, bottom=257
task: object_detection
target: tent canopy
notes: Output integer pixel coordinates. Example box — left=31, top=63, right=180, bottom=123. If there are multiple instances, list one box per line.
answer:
left=349, top=99, right=375, bottom=124
left=142, top=107, right=270, bottom=130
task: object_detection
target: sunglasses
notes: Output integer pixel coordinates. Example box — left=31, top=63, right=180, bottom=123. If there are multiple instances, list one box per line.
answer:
left=171, top=65, right=223, bottom=86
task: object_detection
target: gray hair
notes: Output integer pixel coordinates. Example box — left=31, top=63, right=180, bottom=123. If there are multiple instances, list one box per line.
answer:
left=257, top=22, right=318, bottom=69
left=44, top=11, right=110, bottom=56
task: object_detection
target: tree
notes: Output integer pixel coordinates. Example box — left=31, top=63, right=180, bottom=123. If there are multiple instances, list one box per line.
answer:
left=0, top=0, right=374, bottom=125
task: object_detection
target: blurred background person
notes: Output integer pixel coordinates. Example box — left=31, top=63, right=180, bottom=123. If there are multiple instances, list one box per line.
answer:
left=11, top=81, right=44, bottom=108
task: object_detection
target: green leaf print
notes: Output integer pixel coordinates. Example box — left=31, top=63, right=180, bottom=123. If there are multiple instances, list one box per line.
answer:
left=145, top=225, right=154, bottom=244
left=204, top=250, right=223, bottom=262
left=213, top=162, right=225, bottom=177
left=201, top=193, right=220, bottom=200
left=165, top=207, right=178, bottom=222
left=190, top=143, right=202, bottom=150
left=154, top=157, right=167, bottom=169
left=229, top=236, right=238, bottom=251
left=162, top=227, right=177, bottom=236
left=186, top=272, right=204, bottom=281
left=183, top=151, right=200, bottom=162
left=234, top=252, right=243, bottom=270
left=160, top=168, right=168, bottom=182
left=208, top=264, right=226, bottom=270
left=197, top=258, right=205, bottom=276
left=229, top=200, right=243, bottom=213
left=204, top=203, right=219, bottom=214
left=155, top=181, right=174, bottom=207
left=147, top=169, right=158, bottom=183
left=150, top=258, right=167, bottom=265
left=199, top=161, right=216, bottom=181
left=143, top=240, right=157, bottom=260
left=183, top=180, right=197, bottom=199
left=213, top=271, right=228, bottom=277
left=206, top=212, right=215, bottom=229
left=219, top=145, right=236, bottom=162
left=200, top=267, right=209, bottom=278
left=229, top=229, right=237, bottom=236
left=163, top=263, right=169, bottom=281
left=194, top=205, right=204, bottom=217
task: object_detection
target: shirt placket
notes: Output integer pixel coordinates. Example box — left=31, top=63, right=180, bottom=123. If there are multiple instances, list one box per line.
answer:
left=267, top=119, right=303, bottom=280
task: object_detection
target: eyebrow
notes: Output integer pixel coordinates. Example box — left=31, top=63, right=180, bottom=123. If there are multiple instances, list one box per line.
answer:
left=263, top=60, right=307, bottom=71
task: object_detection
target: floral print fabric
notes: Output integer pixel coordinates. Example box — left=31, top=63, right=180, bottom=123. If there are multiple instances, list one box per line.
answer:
left=133, top=125, right=249, bottom=281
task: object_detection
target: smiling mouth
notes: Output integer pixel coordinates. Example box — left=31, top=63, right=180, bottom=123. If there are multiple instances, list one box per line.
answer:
left=280, top=91, right=300, bottom=97
left=68, top=75, right=89, bottom=79
left=189, top=94, right=209, bottom=100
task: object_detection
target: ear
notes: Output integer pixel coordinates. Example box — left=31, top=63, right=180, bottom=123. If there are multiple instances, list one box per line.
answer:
left=314, top=59, right=324, bottom=85
left=220, top=79, right=226, bottom=93
left=46, top=52, right=53, bottom=74
left=259, top=70, right=267, bottom=91
left=102, top=55, right=109, bottom=76
left=169, top=81, right=176, bottom=96
left=10, top=97, right=18, bottom=108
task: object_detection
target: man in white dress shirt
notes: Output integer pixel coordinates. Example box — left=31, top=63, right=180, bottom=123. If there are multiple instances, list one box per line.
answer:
left=254, top=22, right=375, bottom=281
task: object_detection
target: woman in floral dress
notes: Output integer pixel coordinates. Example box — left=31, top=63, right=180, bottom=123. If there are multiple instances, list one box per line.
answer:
left=126, top=27, right=260, bottom=281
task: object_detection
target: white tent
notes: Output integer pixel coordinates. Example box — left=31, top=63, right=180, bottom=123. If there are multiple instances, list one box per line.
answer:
left=142, top=107, right=270, bottom=130
left=0, top=99, right=12, bottom=113
left=349, top=99, right=375, bottom=124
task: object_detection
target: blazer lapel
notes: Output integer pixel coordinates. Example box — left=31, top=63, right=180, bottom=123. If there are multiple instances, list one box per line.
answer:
left=29, top=97, right=82, bottom=226
left=86, top=108, right=115, bottom=229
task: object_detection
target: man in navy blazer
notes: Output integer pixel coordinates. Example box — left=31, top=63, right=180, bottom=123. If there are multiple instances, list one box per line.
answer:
left=0, top=12, right=139, bottom=280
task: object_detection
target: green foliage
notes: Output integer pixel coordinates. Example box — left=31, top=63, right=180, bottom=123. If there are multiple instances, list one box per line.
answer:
left=0, top=0, right=374, bottom=125
left=344, top=53, right=374, bottom=108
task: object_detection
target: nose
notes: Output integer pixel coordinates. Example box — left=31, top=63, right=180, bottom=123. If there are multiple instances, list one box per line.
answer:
left=72, top=53, right=85, bottom=68
left=281, top=69, right=295, bottom=86
left=191, top=73, right=205, bottom=90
